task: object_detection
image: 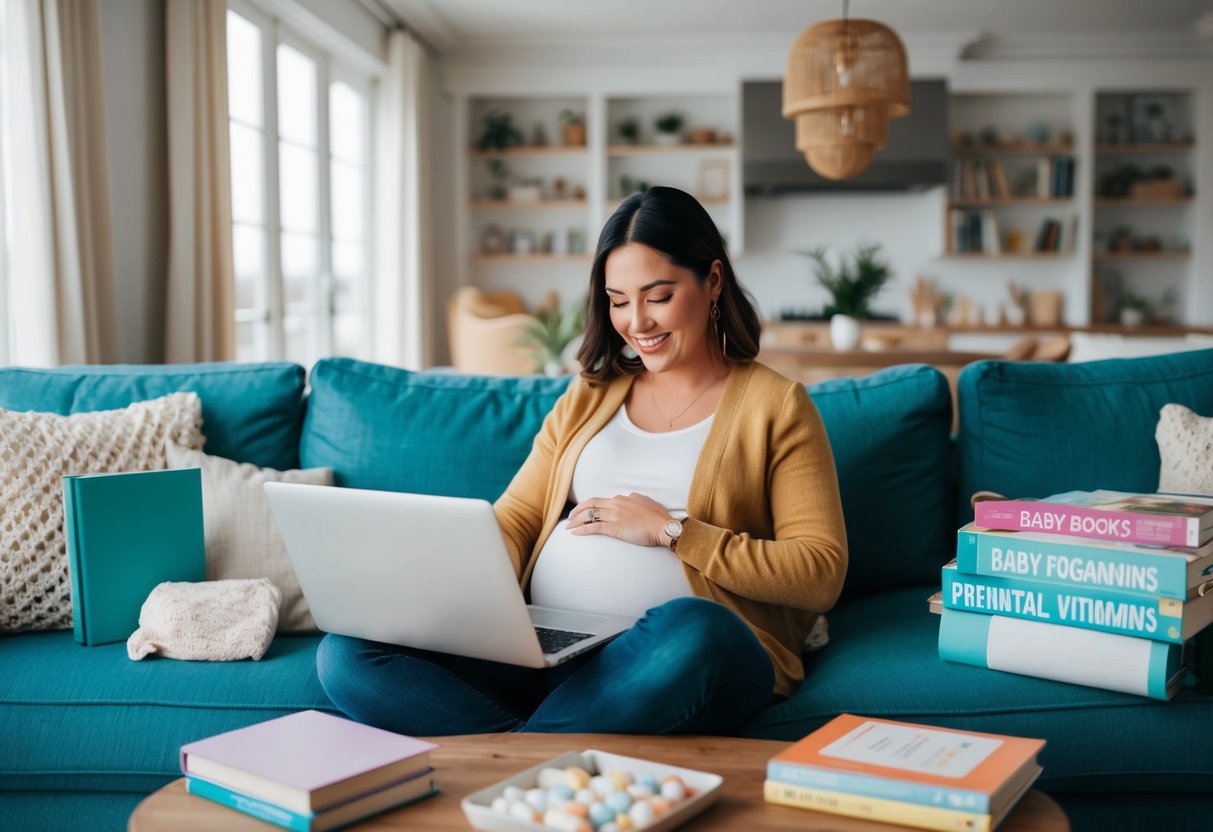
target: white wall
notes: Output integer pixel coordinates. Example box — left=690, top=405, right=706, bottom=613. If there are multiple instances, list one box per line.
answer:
left=99, top=0, right=167, bottom=363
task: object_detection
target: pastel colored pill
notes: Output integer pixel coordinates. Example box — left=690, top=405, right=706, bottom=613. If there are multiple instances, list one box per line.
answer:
left=565, top=766, right=592, bottom=790
left=649, top=796, right=674, bottom=815
left=589, top=801, right=615, bottom=827
left=626, top=783, right=654, bottom=799
left=589, top=775, right=615, bottom=796
left=575, top=787, right=596, bottom=805
left=503, top=785, right=526, bottom=801
left=604, top=791, right=632, bottom=812
left=660, top=779, right=686, bottom=801
left=628, top=800, right=656, bottom=826
left=605, top=769, right=632, bottom=790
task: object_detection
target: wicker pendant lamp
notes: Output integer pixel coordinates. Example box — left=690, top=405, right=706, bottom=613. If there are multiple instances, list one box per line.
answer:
left=783, top=1, right=910, bottom=180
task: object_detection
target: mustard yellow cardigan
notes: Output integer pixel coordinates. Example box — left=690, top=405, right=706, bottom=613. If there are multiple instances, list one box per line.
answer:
left=493, top=361, right=848, bottom=697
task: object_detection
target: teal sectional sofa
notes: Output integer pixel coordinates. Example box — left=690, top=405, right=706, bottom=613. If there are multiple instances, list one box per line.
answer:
left=2, top=351, right=1212, bottom=831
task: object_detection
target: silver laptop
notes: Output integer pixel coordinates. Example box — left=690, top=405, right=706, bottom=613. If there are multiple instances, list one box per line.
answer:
left=263, top=481, right=636, bottom=668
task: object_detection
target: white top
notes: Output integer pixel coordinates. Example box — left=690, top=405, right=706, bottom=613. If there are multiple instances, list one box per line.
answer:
left=529, top=405, right=712, bottom=618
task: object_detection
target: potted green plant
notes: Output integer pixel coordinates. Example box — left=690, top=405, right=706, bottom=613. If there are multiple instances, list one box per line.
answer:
left=618, top=117, right=640, bottom=144
left=476, top=109, right=523, bottom=151
left=519, top=293, right=586, bottom=375
left=1117, top=291, right=1150, bottom=327
left=802, top=243, right=893, bottom=350
left=559, top=110, right=586, bottom=147
left=654, top=112, right=683, bottom=145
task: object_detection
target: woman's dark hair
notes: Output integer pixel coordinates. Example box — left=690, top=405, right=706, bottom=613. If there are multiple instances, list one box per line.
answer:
left=575, top=186, right=762, bottom=383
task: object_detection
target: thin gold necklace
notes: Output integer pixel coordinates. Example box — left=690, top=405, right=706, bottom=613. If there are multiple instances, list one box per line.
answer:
left=647, top=370, right=727, bottom=430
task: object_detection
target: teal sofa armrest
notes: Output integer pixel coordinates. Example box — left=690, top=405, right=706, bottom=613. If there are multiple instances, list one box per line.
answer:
left=957, top=348, right=1213, bottom=524
left=0, top=362, right=307, bottom=470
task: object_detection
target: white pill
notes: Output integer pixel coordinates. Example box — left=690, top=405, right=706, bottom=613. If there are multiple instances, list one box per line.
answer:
left=627, top=783, right=655, bottom=799
left=629, top=800, right=656, bottom=826
left=575, top=787, right=596, bottom=805
left=525, top=787, right=548, bottom=812
left=538, top=767, right=568, bottom=789
left=660, top=780, right=687, bottom=801
left=503, top=785, right=526, bottom=801
left=489, top=796, right=509, bottom=814
left=590, top=775, right=615, bottom=796
left=509, top=800, right=538, bottom=822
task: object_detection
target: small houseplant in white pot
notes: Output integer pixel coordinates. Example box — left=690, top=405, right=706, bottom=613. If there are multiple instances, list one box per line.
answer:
left=654, top=112, right=683, bottom=145
left=803, top=243, right=893, bottom=351
left=519, top=292, right=586, bottom=375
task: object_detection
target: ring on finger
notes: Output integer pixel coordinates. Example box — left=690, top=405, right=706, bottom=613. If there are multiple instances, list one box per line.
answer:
left=583, top=508, right=600, bottom=523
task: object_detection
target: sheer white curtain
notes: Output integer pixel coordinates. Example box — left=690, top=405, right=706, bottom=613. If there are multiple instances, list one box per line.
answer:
left=1, top=0, right=118, bottom=366
left=165, top=0, right=235, bottom=362
left=374, top=29, right=433, bottom=370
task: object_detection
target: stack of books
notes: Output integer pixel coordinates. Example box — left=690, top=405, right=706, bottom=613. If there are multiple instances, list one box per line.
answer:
left=764, top=713, right=1044, bottom=832
left=180, top=710, right=437, bottom=830
left=937, top=490, right=1213, bottom=699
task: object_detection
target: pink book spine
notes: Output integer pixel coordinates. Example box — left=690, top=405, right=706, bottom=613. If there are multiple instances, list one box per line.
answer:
left=974, top=500, right=1197, bottom=548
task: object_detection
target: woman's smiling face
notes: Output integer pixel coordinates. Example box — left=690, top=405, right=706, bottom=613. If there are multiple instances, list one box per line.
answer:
left=603, top=243, right=720, bottom=375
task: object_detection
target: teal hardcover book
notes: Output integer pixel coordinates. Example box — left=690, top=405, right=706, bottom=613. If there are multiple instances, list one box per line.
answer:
left=64, top=467, right=206, bottom=646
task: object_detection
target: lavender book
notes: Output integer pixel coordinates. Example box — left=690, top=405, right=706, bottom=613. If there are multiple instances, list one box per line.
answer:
left=180, top=710, right=437, bottom=815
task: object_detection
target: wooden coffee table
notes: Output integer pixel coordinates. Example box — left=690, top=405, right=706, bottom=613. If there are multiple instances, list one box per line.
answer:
left=129, top=732, right=1069, bottom=831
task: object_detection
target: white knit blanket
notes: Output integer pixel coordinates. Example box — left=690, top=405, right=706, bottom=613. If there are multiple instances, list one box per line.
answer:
left=127, top=579, right=281, bottom=661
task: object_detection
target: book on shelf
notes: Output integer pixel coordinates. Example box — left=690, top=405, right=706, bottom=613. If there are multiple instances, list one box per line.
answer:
left=957, top=522, right=1213, bottom=601
left=974, top=490, right=1213, bottom=549
left=64, top=467, right=205, bottom=646
left=764, top=770, right=1037, bottom=832
left=766, top=713, right=1044, bottom=816
left=937, top=605, right=1188, bottom=700
left=942, top=560, right=1213, bottom=643
left=180, top=710, right=437, bottom=815
left=186, top=769, right=437, bottom=832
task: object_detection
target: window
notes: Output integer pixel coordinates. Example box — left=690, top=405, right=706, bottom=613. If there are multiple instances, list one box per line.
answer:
left=0, top=0, right=11, bottom=364
left=227, top=4, right=374, bottom=366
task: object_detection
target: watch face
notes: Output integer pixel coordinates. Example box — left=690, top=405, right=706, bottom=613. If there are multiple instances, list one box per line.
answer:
left=665, top=519, right=683, bottom=538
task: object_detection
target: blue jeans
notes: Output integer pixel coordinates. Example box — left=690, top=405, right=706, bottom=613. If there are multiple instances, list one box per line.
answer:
left=316, top=597, right=775, bottom=735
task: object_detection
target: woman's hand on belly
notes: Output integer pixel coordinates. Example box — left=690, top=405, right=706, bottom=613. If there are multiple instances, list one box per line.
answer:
left=567, top=492, right=672, bottom=548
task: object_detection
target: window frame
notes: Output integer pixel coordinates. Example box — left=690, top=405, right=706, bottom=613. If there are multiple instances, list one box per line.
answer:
left=227, top=0, right=377, bottom=364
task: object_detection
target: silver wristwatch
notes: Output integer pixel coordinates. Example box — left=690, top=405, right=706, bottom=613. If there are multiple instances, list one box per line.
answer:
left=664, top=518, right=684, bottom=552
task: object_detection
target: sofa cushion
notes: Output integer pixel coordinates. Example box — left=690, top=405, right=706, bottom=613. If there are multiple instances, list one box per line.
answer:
left=957, top=349, right=1213, bottom=524
left=0, top=362, right=306, bottom=470
left=0, top=393, right=204, bottom=632
left=742, top=586, right=1213, bottom=793
left=0, top=631, right=333, bottom=794
left=301, top=358, right=570, bottom=501
left=807, top=364, right=955, bottom=600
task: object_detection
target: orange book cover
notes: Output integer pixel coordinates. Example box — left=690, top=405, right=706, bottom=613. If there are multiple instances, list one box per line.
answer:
left=770, top=714, right=1044, bottom=810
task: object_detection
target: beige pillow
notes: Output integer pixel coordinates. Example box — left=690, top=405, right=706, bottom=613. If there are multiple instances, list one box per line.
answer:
left=0, top=393, right=204, bottom=632
left=1156, top=403, right=1213, bottom=496
left=166, top=444, right=332, bottom=633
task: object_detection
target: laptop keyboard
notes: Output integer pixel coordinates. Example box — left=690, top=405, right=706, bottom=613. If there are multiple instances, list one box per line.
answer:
left=535, top=626, right=594, bottom=654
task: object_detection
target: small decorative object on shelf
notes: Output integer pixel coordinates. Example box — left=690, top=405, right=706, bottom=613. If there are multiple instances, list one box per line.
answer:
left=697, top=159, right=730, bottom=200
left=559, top=110, right=586, bottom=147
left=477, top=109, right=524, bottom=151
left=509, top=229, right=536, bottom=255
left=480, top=224, right=506, bottom=254
left=486, top=158, right=510, bottom=200
left=1118, top=291, right=1149, bottom=327
left=1028, top=290, right=1063, bottom=327
left=617, top=117, right=640, bottom=144
left=519, top=291, right=587, bottom=376
left=654, top=111, right=684, bottom=145
left=566, top=228, right=586, bottom=255
left=530, top=122, right=548, bottom=147
left=688, top=127, right=718, bottom=145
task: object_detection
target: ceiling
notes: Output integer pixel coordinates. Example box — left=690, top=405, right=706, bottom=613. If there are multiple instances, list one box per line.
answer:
left=384, top=0, right=1213, bottom=52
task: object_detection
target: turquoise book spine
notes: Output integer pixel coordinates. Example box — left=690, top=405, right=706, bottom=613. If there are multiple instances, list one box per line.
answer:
left=765, top=760, right=996, bottom=813
left=942, top=563, right=1211, bottom=643
left=64, top=467, right=205, bottom=646
left=187, top=777, right=311, bottom=832
left=64, top=478, right=88, bottom=644
left=938, top=607, right=1186, bottom=700
left=955, top=525, right=1200, bottom=600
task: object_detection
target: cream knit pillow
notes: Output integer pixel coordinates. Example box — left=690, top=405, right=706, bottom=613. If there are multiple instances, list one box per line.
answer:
left=1157, top=403, right=1213, bottom=496
left=166, top=444, right=332, bottom=632
left=0, top=393, right=204, bottom=631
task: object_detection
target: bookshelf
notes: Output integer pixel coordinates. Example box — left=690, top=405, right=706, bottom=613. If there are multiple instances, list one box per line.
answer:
left=1091, top=90, right=1196, bottom=325
left=457, top=92, right=742, bottom=309
left=946, top=95, right=1076, bottom=259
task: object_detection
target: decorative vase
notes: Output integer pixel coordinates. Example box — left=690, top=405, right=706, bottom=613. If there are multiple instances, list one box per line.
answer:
left=1119, top=308, right=1145, bottom=327
left=829, top=314, right=862, bottom=351
left=653, top=131, right=681, bottom=146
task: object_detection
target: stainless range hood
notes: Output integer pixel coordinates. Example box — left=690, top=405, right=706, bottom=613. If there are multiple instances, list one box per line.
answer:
left=743, top=79, right=950, bottom=194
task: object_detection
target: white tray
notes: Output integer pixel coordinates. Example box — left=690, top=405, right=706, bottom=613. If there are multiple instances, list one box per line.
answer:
left=461, top=748, right=723, bottom=832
